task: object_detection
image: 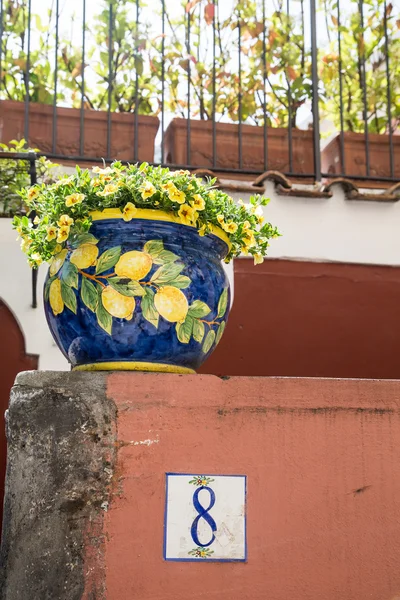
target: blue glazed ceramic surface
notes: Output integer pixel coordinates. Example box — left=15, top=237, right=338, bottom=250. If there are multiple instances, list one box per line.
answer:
left=44, top=213, right=231, bottom=372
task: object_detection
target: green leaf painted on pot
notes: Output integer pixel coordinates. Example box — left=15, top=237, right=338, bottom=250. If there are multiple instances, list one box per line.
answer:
left=97, top=299, right=112, bottom=335
left=144, top=240, right=178, bottom=265
left=150, top=262, right=185, bottom=284
left=215, top=320, right=226, bottom=345
left=217, top=288, right=228, bottom=318
left=153, top=249, right=180, bottom=265
left=61, top=280, right=77, bottom=314
left=167, top=275, right=191, bottom=289
left=108, top=277, right=145, bottom=297
left=70, top=232, right=99, bottom=248
left=142, top=287, right=159, bottom=329
left=61, top=260, right=78, bottom=289
left=96, top=246, right=121, bottom=275
left=192, top=319, right=205, bottom=343
left=81, top=277, right=99, bottom=313
left=44, top=275, right=57, bottom=302
left=202, top=329, right=216, bottom=354
left=188, top=300, right=211, bottom=318
left=176, top=315, right=194, bottom=344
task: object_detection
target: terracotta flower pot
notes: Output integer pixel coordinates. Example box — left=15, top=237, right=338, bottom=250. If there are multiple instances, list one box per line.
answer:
left=164, top=118, right=314, bottom=175
left=0, top=100, right=159, bottom=163
left=321, top=132, right=400, bottom=185
left=44, top=209, right=231, bottom=373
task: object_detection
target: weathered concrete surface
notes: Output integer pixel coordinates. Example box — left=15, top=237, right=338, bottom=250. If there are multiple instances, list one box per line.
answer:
left=2, top=372, right=400, bottom=600
left=0, top=371, right=116, bottom=600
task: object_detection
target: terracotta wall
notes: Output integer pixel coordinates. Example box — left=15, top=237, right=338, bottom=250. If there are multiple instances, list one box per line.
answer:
left=103, top=374, right=400, bottom=600
left=201, top=258, right=400, bottom=379
left=0, top=299, right=38, bottom=533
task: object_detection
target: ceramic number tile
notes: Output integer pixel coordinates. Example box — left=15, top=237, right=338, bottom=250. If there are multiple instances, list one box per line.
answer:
left=164, top=473, right=247, bottom=562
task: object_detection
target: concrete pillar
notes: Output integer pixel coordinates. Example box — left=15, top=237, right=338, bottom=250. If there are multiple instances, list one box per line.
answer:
left=2, top=371, right=400, bottom=600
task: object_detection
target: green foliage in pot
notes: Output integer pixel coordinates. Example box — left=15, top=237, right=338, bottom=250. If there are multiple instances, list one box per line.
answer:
left=12, top=162, right=280, bottom=267
left=319, top=0, right=400, bottom=134
left=0, top=139, right=57, bottom=217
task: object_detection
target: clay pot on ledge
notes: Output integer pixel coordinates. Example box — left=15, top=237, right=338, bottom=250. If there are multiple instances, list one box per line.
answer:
left=0, top=100, right=159, bottom=163
left=164, top=117, right=315, bottom=176
left=321, top=131, right=400, bottom=186
left=44, top=209, right=231, bottom=374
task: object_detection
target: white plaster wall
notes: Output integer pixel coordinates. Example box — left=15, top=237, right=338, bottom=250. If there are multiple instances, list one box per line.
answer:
left=1, top=181, right=399, bottom=371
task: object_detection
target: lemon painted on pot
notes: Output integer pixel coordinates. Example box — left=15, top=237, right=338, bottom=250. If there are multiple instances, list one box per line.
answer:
left=49, top=279, right=64, bottom=315
left=70, top=244, right=99, bottom=269
left=101, top=286, right=135, bottom=320
left=115, top=250, right=153, bottom=281
left=154, top=286, right=189, bottom=323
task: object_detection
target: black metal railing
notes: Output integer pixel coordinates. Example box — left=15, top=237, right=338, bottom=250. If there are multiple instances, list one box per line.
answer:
left=0, top=0, right=398, bottom=183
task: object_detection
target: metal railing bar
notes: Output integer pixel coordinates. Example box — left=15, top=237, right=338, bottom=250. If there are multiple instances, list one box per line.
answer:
left=133, top=0, right=140, bottom=162
left=358, top=0, right=370, bottom=176
left=106, top=1, right=113, bottom=159
left=79, top=0, right=86, bottom=156
left=337, top=0, right=346, bottom=175
left=52, top=0, right=59, bottom=153
left=24, top=0, right=32, bottom=142
left=310, top=0, right=321, bottom=181
left=160, top=0, right=165, bottom=164
left=212, top=0, right=217, bottom=169
left=238, top=10, right=242, bottom=169
left=186, top=7, right=191, bottom=164
left=286, top=0, right=293, bottom=173
left=262, top=0, right=268, bottom=171
left=383, top=0, right=394, bottom=179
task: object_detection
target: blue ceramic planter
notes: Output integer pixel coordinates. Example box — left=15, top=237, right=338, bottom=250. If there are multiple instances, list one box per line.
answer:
left=44, top=209, right=231, bottom=373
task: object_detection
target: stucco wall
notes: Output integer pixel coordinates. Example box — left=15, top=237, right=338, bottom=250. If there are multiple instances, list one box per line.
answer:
left=2, top=371, right=400, bottom=600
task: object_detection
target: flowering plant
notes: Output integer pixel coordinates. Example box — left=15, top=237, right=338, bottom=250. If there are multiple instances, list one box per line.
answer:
left=13, top=162, right=280, bottom=267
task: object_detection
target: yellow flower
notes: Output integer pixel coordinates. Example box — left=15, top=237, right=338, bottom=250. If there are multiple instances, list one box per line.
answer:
left=54, top=177, right=72, bottom=188
left=253, top=205, right=264, bottom=225
left=190, top=194, right=205, bottom=211
left=99, top=174, right=113, bottom=182
left=168, top=185, right=186, bottom=204
left=122, top=202, right=137, bottom=222
left=162, top=181, right=175, bottom=192
left=91, top=178, right=103, bottom=188
left=254, top=254, right=264, bottom=265
left=222, top=221, right=238, bottom=234
left=52, top=244, right=62, bottom=255
left=242, top=230, right=256, bottom=248
left=139, top=180, right=157, bottom=200
left=57, top=214, right=74, bottom=227
left=198, top=224, right=207, bottom=237
left=243, top=220, right=251, bottom=231
left=21, top=238, right=32, bottom=252
left=178, top=204, right=197, bottom=225
left=33, top=216, right=40, bottom=225
left=97, top=183, right=119, bottom=197
left=46, top=226, right=57, bottom=241
left=92, top=166, right=113, bottom=175
left=65, top=193, right=85, bottom=207
left=187, top=184, right=194, bottom=190
left=16, top=225, right=23, bottom=235
left=216, top=214, right=225, bottom=226
left=57, top=226, right=70, bottom=243
left=27, top=187, right=39, bottom=203
left=30, top=252, right=42, bottom=266
left=238, top=198, right=244, bottom=206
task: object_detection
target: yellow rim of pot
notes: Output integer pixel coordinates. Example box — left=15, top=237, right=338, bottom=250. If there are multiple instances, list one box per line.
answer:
left=90, top=208, right=231, bottom=249
left=72, top=361, right=195, bottom=374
